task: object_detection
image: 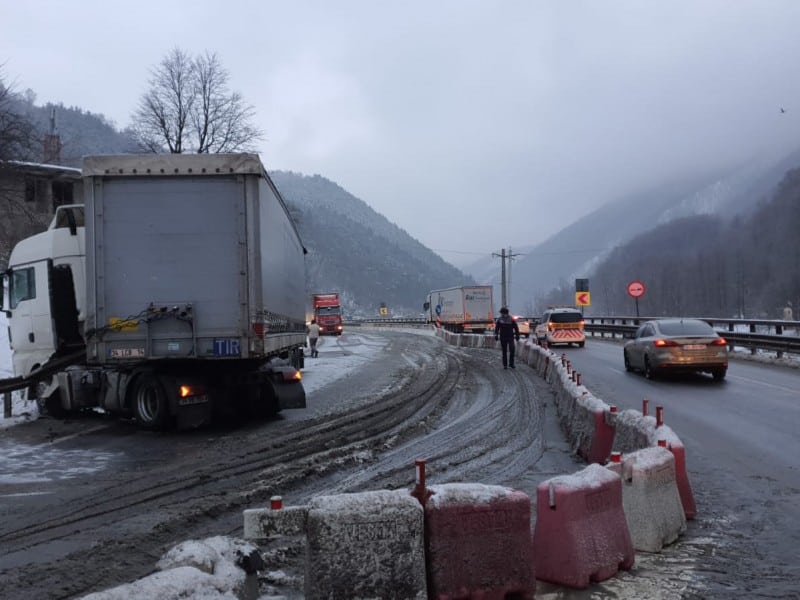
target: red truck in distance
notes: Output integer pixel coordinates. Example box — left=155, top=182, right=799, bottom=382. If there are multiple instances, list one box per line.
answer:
left=312, top=293, right=343, bottom=335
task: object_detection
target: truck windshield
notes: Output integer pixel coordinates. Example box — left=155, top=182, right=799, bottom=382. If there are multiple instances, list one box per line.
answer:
left=318, top=306, right=340, bottom=316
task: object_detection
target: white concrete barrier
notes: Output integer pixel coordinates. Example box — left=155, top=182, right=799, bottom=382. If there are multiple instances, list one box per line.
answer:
left=606, top=447, right=687, bottom=552
left=305, top=489, right=426, bottom=599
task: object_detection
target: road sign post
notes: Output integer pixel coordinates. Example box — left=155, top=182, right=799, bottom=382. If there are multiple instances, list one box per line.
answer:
left=627, top=281, right=646, bottom=318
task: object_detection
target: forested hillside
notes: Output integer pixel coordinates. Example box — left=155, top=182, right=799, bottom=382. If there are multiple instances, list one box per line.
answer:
left=0, top=87, right=472, bottom=314
left=538, top=168, right=800, bottom=319
left=8, top=93, right=138, bottom=164
left=271, top=172, right=474, bottom=315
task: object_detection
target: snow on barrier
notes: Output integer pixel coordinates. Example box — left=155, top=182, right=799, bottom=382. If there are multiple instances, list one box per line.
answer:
left=533, top=463, right=634, bottom=588
left=611, top=410, right=697, bottom=520
left=305, top=489, right=427, bottom=599
left=553, top=386, right=615, bottom=464
left=605, top=447, right=687, bottom=552
left=243, top=503, right=308, bottom=539
left=424, top=483, right=534, bottom=599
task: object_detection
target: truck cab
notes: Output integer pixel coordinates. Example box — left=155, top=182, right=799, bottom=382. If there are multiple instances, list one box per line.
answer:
left=3, top=205, right=86, bottom=380
left=313, top=293, right=343, bottom=335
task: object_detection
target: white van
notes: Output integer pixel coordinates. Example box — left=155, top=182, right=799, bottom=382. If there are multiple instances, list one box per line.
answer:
left=534, top=307, right=585, bottom=347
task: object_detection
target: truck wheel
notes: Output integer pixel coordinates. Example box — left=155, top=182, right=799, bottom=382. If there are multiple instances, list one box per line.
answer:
left=255, top=382, right=280, bottom=418
left=132, top=373, right=172, bottom=430
left=43, top=392, right=68, bottom=419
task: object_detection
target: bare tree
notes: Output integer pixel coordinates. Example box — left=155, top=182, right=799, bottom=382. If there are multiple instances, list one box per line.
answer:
left=0, top=68, right=47, bottom=265
left=131, top=48, right=263, bottom=154
left=0, top=68, right=37, bottom=161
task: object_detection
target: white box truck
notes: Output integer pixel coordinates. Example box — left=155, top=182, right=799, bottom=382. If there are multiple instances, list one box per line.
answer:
left=1, top=154, right=307, bottom=429
left=423, top=285, right=495, bottom=333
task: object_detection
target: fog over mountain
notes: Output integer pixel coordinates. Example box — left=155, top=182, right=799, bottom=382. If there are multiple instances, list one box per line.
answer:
left=463, top=148, right=800, bottom=315
left=3, top=89, right=798, bottom=319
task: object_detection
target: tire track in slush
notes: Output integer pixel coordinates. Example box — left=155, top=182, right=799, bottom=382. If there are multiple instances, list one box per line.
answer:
left=314, top=346, right=547, bottom=495
left=0, top=334, right=464, bottom=599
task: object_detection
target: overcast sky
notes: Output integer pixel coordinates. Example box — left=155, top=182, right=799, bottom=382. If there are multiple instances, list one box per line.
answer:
left=3, top=1, right=800, bottom=266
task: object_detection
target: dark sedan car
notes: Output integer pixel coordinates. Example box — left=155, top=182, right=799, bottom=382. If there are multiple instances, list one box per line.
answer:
left=623, top=318, right=728, bottom=380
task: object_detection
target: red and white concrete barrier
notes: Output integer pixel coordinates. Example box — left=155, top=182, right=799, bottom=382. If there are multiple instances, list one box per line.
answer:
left=533, top=464, right=634, bottom=588
left=424, top=483, right=534, bottom=599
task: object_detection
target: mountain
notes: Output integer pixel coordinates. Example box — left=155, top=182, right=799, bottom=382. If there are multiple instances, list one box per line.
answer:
left=586, top=167, right=800, bottom=318
left=463, top=150, right=800, bottom=315
left=10, top=95, right=139, bottom=165
left=270, top=171, right=474, bottom=316
left=1, top=92, right=473, bottom=314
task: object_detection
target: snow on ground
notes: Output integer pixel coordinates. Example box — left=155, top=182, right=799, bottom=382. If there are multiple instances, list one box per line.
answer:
left=0, top=319, right=434, bottom=599
left=2, top=318, right=794, bottom=598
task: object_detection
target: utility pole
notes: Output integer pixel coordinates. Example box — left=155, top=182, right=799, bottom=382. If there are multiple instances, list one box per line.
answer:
left=493, top=249, right=507, bottom=308
left=492, top=247, right=522, bottom=309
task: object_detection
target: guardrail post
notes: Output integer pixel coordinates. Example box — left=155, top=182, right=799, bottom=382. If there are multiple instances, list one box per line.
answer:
left=3, top=392, right=11, bottom=419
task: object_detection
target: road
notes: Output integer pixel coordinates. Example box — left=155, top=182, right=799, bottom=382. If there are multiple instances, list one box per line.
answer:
left=551, top=337, right=800, bottom=598
left=0, top=329, right=798, bottom=598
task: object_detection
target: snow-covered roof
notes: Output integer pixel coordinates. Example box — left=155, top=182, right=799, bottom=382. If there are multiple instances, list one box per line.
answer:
left=1, top=160, right=81, bottom=178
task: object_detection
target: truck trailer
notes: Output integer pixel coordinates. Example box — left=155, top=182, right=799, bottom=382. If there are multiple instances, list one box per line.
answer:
left=423, top=285, right=495, bottom=333
left=1, top=154, right=307, bottom=429
left=312, top=293, right=343, bottom=335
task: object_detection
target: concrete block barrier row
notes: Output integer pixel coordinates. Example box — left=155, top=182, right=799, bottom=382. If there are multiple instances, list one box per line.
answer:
left=244, top=450, right=686, bottom=595
left=511, top=338, right=697, bottom=521
left=245, top=483, right=535, bottom=599
left=432, top=332, right=697, bottom=586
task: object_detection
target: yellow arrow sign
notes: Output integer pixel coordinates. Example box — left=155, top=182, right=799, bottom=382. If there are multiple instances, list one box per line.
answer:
left=575, top=291, right=591, bottom=306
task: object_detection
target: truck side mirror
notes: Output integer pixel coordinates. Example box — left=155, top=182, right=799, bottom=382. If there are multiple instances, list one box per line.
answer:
left=423, top=302, right=430, bottom=311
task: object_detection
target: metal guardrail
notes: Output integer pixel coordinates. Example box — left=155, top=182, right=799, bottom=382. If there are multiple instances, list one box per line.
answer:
left=347, top=316, right=800, bottom=356
left=583, top=316, right=800, bottom=356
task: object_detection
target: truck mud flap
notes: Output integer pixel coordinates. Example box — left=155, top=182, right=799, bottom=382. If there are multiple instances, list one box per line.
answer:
left=273, top=378, right=306, bottom=410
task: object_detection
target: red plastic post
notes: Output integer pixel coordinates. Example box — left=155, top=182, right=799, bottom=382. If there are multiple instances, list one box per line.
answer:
left=270, top=496, right=283, bottom=510
left=656, top=405, right=664, bottom=427
left=642, top=398, right=649, bottom=417
left=657, top=439, right=667, bottom=447
left=410, top=459, right=435, bottom=506
left=561, top=353, right=567, bottom=366
left=576, top=373, right=582, bottom=386
left=609, top=405, right=618, bottom=413
left=610, top=451, right=622, bottom=463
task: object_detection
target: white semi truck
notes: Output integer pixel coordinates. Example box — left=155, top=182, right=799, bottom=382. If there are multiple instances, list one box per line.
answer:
left=423, top=285, right=495, bottom=333
left=1, top=154, right=307, bottom=429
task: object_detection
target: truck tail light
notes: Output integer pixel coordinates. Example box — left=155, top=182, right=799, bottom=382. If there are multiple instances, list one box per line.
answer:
left=179, top=385, right=207, bottom=398
left=283, top=369, right=302, bottom=382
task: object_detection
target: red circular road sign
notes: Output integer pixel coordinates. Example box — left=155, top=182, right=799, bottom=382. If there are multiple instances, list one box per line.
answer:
left=627, top=280, right=646, bottom=298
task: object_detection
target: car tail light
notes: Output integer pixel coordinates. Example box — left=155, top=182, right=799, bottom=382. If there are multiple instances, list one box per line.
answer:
left=653, top=339, right=679, bottom=347
left=711, top=338, right=727, bottom=346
